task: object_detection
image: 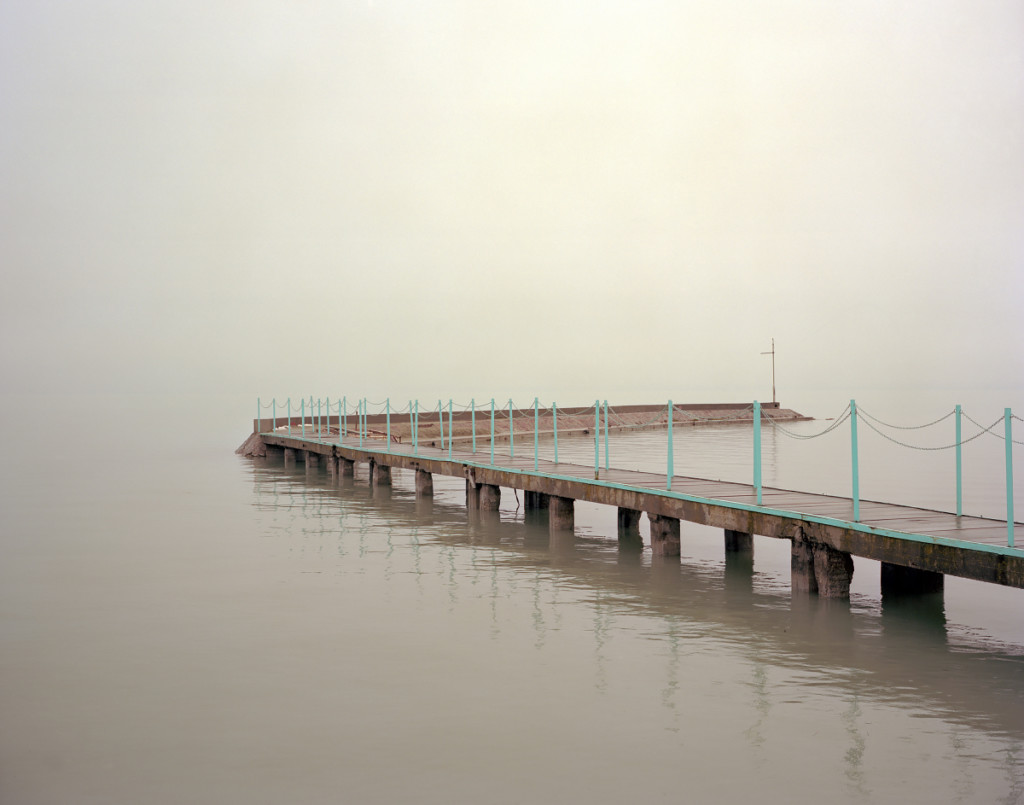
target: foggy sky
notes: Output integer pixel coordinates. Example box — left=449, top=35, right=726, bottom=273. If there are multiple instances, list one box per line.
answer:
left=2, top=1, right=1022, bottom=412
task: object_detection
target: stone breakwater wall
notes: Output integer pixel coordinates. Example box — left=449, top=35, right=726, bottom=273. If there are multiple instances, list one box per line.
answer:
left=239, top=403, right=810, bottom=455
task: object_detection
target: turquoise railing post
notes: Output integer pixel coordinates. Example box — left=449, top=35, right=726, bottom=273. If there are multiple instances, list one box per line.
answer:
left=594, top=400, right=599, bottom=479
left=1006, top=408, right=1015, bottom=547
left=317, top=397, right=322, bottom=438
left=448, top=399, right=453, bottom=460
left=753, top=400, right=763, bottom=505
left=311, top=396, right=315, bottom=437
left=358, top=399, right=364, bottom=448
left=553, top=402, right=559, bottom=464
left=471, top=399, right=476, bottom=454
left=412, top=399, right=418, bottom=455
left=955, top=404, right=962, bottom=517
left=272, top=399, right=276, bottom=432
left=301, top=398, right=306, bottom=438
left=256, top=397, right=261, bottom=433
left=490, top=398, right=495, bottom=465
left=603, top=400, right=609, bottom=472
left=851, top=399, right=860, bottom=522
left=438, top=400, right=444, bottom=450
left=342, top=396, right=347, bottom=440
left=667, top=400, right=673, bottom=491
left=386, top=398, right=391, bottom=453
left=287, top=398, right=292, bottom=435
left=337, top=398, right=343, bottom=445
left=509, top=399, right=515, bottom=459
left=534, top=397, right=539, bottom=471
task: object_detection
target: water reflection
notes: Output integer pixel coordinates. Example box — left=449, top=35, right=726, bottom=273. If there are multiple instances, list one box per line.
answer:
left=246, top=455, right=1024, bottom=758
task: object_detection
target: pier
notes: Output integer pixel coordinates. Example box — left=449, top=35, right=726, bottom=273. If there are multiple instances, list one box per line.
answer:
left=240, top=400, right=1024, bottom=598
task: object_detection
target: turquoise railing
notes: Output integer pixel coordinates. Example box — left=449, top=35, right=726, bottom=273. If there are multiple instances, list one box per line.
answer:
left=253, top=396, right=1019, bottom=547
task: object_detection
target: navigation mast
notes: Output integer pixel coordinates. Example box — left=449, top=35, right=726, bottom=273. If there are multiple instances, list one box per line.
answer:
left=761, top=338, right=776, bottom=405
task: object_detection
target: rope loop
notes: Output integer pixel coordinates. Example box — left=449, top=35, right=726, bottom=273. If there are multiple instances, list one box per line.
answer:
left=857, top=407, right=955, bottom=430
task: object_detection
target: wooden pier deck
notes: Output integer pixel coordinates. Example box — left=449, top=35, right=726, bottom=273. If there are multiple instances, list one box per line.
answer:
left=249, top=425, right=1024, bottom=595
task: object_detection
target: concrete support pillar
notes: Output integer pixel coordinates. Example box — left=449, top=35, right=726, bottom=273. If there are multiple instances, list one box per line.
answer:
left=724, top=529, right=754, bottom=556
left=371, top=462, right=392, bottom=487
left=416, top=469, right=433, bottom=498
left=326, top=456, right=337, bottom=477
left=880, top=563, right=944, bottom=597
left=549, top=496, right=575, bottom=531
left=617, top=507, right=642, bottom=541
left=524, top=490, right=550, bottom=510
left=466, top=480, right=480, bottom=509
left=283, top=447, right=296, bottom=465
left=339, top=458, right=355, bottom=477
left=304, top=451, right=319, bottom=470
left=648, top=514, right=680, bottom=556
left=791, top=537, right=818, bottom=595
left=479, top=484, right=501, bottom=511
left=812, top=543, right=854, bottom=598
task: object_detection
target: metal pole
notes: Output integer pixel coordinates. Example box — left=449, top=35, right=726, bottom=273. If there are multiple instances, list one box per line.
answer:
left=386, top=398, right=391, bottom=453
left=301, top=399, right=306, bottom=438
left=359, top=399, right=363, bottom=448
left=553, top=402, right=558, bottom=464
left=604, top=400, right=609, bottom=472
left=317, top=397, right=322, bottom=437
left=256, top=397, right=261, bottom=433
left=413, top=400, right=419, bottom=455
left=594, top=399, right=599, bottom=480
left=851, top=399, right=860, bottom=522
left=272, top=399, right=276, bottom=433
left=448, top=399, right=453, bottom=460
left=667, top=400, right=674, bottom=491
left=342, top=396, right=347, bottom=440
left=754, top=400, right=762, bottom=505
left=438, top=400, right=444, bottom=450
left=471, top=399, right=476, bottom=454
left=509, top=399, right=515, bottom=459
left=534, top=397, right=539, bottom=471
left=955, top=404, right=962, bottom=517
left=1006, top=408, right=1015, bottom=548
left=490, top=398, right=495, bottom=465
left=287, top=398, right=292, bottom=435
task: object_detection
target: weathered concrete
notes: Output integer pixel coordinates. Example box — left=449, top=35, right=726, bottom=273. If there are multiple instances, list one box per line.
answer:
left=256, top=431, right=1024, bottom=590
left=524, top=490, right=550, bottom=510
left=617, top=507, right=643, bottom=542
left=416, top=469, right=433, bottom=498
left=339, top=457, right=355, bottom=477
left=649, top=514, right=681, bottom=556
left=549, top=496, right=575, bottom=531
left=371, top=462, right=391, bottom=487
left=724, top=529, right=754, bottom=556
left=466, top=480, right=479, bottom=509
left=283, top=447, right=296, bottom=464
left=813, top=542, right=855, bottom=598
left=479, top=484, right=500, bottom=511
left=791, top=536, right=818, bottom=595
left=881, top=562, right=944, bottom=597
left=304, top=451, right=318, bottom=470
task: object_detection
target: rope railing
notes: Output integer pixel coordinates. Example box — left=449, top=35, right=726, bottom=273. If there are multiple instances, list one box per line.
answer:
left=859, top=414, right=1002, bottom=451
left=857, top=407, right=955, bottom=430
left=763, top=406, right=851, bottom=440
left=253, top=395, right=1018, bottom=549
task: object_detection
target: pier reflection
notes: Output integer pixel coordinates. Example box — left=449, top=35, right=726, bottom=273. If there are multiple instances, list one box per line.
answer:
left=246, top=456, right=1024, bottom=750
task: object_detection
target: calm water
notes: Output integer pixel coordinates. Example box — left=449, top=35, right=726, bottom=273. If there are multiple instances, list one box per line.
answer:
left=2, top=394, right=1023, bottom=804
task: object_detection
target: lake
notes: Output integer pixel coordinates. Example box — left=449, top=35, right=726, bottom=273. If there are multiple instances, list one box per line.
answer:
left=2, top=394, right=1022, bottom=804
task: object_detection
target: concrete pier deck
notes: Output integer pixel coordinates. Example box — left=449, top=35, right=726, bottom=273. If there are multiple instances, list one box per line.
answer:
left=246, top=425, right=1024, bottom=596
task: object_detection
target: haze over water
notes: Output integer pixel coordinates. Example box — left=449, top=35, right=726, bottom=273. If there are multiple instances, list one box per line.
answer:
left=2, top=394, right=1023, bottom=804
